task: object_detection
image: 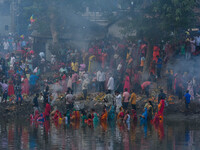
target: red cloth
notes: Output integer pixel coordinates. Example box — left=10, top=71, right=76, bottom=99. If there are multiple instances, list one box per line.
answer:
left=21, top=78, right=29, bottom=95
left=158, top=100, right=165, bottom=116
left=134, top=73, right=140, bottom=84
left=34, top=110, right=40, bottom=121
left=53, top=110, right=62, bottom=120
left=62, top=74, right=66, bottom=80
left=153, top=99, right=165, bottom=123
left=44, top=103, right=51, bottom=118
left=153, top=46, right=160, bottom=62
left=123, top=75, right=130, bottom=93
left=141, top=81, right=151, bottom=90
left=8, top=80, right=15, bottom=96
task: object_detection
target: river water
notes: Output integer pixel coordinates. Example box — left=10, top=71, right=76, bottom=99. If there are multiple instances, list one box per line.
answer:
left=0, top=119, right=200, bottom=150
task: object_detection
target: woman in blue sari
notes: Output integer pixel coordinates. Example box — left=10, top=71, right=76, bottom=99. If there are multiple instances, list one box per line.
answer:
left=108, top=105, right=115, bottom=121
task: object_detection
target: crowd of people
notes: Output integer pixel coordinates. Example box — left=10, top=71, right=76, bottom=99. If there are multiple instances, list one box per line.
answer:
left=0, top=31, right=199, bottom=127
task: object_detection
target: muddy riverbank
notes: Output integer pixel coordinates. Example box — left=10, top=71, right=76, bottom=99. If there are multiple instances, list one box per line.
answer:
left=1, top=97, right=200, bottom=121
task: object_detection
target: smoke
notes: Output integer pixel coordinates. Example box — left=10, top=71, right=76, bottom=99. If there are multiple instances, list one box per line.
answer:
left=167, top=56, right=200, bottom=79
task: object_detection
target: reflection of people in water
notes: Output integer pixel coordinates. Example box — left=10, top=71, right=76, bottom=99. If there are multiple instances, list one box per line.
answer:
left=140, top=108, right=148, bottom=138
left=153, top=121, right=165, bottom=140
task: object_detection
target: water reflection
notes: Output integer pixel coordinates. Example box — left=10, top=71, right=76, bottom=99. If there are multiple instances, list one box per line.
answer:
left=0, top=120, right=200, bottom=149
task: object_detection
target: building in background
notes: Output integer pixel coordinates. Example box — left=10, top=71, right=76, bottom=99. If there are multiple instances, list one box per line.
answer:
left=0, top=0, right=20, bottom=36
left=0, top=0, right=11, bottom=36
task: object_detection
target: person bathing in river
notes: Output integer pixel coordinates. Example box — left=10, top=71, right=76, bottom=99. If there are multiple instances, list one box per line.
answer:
left=108, top=105, right=115, bottom=121
left=153, top=99, right=165, bottom=123
left=130, top=89, right=137, bottom=110
left=101, top=107, right=108, bottom=122
left=33, top=93, right=39, bottom=112
left=44, top=102, right=51, bottom=120
left=140, top=108, right=148, bottom=124
left=147, top=101, right=154, bottom=121
left=123, top=88, right=130, bottom=110
left=123, top=110, right=130, bottom=124
left=115, top=91, right=122, bottom=113
left=117, top=107, right=124, bottom=121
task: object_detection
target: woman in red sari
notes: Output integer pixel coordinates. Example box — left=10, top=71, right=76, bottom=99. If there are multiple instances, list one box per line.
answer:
left=123, top=73, right=130, bottom=93
left=22, top=77, right=29, bottom=95
left=8, top=79, right=15, bottom=96
left=44, top=102, right=51, bottom=120
left=153, top=99, right=165, bottom=123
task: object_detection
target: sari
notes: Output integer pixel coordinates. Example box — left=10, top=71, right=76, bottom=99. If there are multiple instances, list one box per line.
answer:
left=22, top=78, right=29, bottom=95
left=8, top=80, right=14, bottom=96
left=108, top=106, right=115, bottom=121
left=88, top=55, right=95, bottom=73
left=44, top=103, right=51, bottom=119
left=131, top=109, right=137, bottom=121
left=93, top=113, right=99, bottom=123
left=101, top=110, right=108, bottom=122
left=140, top=108, right=148, bottom=126
left=123, top=75, right=130, bottom=93
left=153, top=99, right=165, bottom=123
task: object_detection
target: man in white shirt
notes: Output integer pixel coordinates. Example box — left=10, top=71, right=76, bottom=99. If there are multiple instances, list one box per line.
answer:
left=3, top=41, right=9, bottom=52
left=10, top=53, right=16, bottom=68
left=195, top=35, right=200, bottom=51
left=97, top=69, right=106, bottom=92
left=107, top=74, right=114, bottom=93
left=115, top=91, right=122, bottom=113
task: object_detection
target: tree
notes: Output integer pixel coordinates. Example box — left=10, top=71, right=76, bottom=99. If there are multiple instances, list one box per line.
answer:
left=121, top=0, right=196, bottom=80
left=18, top=0, right=119, bottom=56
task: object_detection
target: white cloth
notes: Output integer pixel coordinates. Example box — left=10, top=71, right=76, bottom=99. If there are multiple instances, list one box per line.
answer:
left=107, top=77, right=114, bottom=91
left=97, top=71, right=106, bottom=82
left=10, top=56, right=16, bottom=67
left=126, top=114, right=130, bottom=124
left=195, top=36, right=200, bottom=46
left=115, top=94, right=122, bottom=113
left=39, top=52, right=45, bottom=58
left=82, top=78, right=90, bottom=90
left=117, top=63, right=122, bottom=71
left=3, top=41, right=9, bottom=50
left=67, top=77, right=72, bottom=89
left=65, top=116, right=68, bottom=124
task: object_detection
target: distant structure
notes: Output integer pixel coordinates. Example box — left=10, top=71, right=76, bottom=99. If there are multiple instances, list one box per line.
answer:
left=0, top=0, right=11, bottom=36
left=0, top=0, right=20, bottom=36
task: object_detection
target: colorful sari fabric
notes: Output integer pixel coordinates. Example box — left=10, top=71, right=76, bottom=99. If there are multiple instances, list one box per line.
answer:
left=131, top=109, right=137, bottom=121
left=88, top=55, right=95, bottom=73
left=93, top=113, right=99, bottom=123
left=123, top=75, right=130, bottom=93
left=117, top=111, right=124, bottom=120
left=153, top=99, right=165, bottom=123
left=33, top=110, right=40, bottom=121
left=22, top=78, right=29, bottom=95
left=108, top=106, right=115, bottom=121
left=8, top=80, right=14, bottom=96
left=71, top=111, right=80, bottom=121
left=101, top=110, right=108, bottom=122
left=44, top=103, right=51, bottom=119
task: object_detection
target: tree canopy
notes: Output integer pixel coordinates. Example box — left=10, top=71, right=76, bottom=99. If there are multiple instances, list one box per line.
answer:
left=122, top=0, right=196, bottom=42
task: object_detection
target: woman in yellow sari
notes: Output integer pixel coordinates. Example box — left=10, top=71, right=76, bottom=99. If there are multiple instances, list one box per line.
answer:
left=88, top=55, right=96, bottom=73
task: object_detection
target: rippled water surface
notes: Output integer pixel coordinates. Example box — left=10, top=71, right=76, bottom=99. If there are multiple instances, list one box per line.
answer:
left=1, top=119, right=200, bottom=150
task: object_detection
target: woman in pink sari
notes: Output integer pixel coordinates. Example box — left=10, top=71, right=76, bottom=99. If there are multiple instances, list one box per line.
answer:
left=123, top=73, right=130, bottom=93
left=22, top=77, right=29, bottom=95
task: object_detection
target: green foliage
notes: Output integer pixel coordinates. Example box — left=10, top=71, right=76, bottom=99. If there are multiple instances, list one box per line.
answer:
left=19, top=0, right=119, bottom=36
left=122, top=0, right=196, bottom=42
